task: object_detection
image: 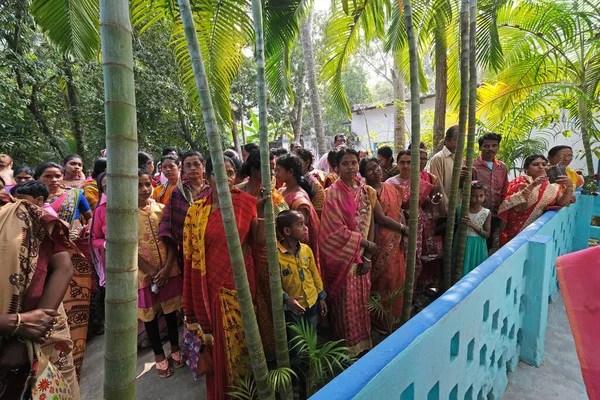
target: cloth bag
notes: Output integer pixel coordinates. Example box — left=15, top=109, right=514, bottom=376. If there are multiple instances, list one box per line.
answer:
left=22, top=341, right=72, bottom=400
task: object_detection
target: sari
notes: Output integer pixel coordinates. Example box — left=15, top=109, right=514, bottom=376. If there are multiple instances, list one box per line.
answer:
left=80, top=178, right=99, bottom=211
left=320, top=179, right=377, bottom=356
left=565, top=166, right=584, bottom=189
left=48, top=188, right=92, bottom=379
left=498, top=176, right=562, bottom=246
left=323, top=172, right=339, bottom=189
left=63, top=172, right=86, bottom=189
left=183, top=189, right=256, bottom=399
left=0, top=200, right=80, bottom=399
left=419, top=171, right=443, bottom=287
left=386, top=174, right=435, bottom=277
left=305, top=173, right=326, bottom=218
left=308, top=169, right=326, bottom=187
left=137, top=201, right=183, bottom=322
left=371, top=183, right=406, bottom=332
left=152, top=182, right=177, bottom=205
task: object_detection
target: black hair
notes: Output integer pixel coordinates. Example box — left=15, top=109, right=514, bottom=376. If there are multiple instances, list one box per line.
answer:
left=548, top=145, right=572, bottom=159
left=161, top=154, right=180, bottom=166
left=478, top=133, right=502, bottom=148
left=205, top=155, right=236, bottom=177
left=271, top=147, right=288, bottom=157
left=359, top=156, right=379, bottom=177
left=34, top=162, right=63, bottom=180
left=471, top=181, right=485, bottom=192
left=290, top=141, right=302, bottom=150
left=276, top=154, right=312, bottom=195
left=333, top=134, right=347, bottom=143
left=377, top=146, right=393, bottom=160
left=138, top=168, right=151, bottom=177
left=223, top=149, right=241, bottom=162
left=181, top=150, right=204, bottom=165
left=396, top=149, right=411, bottom=163
left=0, top=176, right=5, bottom=187
left=276, top=210, right=304, bottom=235
left=13, top=165, right=35, bottom=178
left=407, top=141, right=426, bottom=150
left=96, top=172, right=107, bottom=200
left=445, top=125, right=459, bottom=141
left=243, top=143, right=259, bottom=154
left=12, top=180, right=50, bottom=201
left=138, top=151, right=154, bottom=174
left=240, top=149, right=273, bottom=179
left=63, top=154, right=83, bottom=165
left=162, top=147, right=177, bottom=156
left=335, top=148, right=360, bottom=167
left=91, top=158, right=107, bottom=179
left=523, top=154, right=548, bottom=170
left=294, top=148, right=314, bottom=167
left=327, top=149, right=339, bottom=169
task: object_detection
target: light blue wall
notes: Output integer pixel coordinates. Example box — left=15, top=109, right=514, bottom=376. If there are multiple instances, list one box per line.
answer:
left=311, top=195, right=594, bottom=400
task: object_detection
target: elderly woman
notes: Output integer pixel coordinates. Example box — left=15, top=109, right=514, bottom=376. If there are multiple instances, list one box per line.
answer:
left=499, top=154, right=574, bottom=245
left=548, top=145, right=584, bottom=189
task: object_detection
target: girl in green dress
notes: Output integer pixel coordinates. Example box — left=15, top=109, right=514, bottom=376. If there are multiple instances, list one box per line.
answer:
left=459, top=181, right=491, bottom=276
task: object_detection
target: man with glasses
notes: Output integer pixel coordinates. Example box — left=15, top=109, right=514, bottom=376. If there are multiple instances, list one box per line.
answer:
left=471, top=133, right=508, bottom=251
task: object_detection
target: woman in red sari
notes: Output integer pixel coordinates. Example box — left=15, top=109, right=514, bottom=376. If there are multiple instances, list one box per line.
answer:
left=183, top=155, right=267, bottom=399
left=499, top=154, right=574, bottom=245
left=360, top=157, right=409, bottom=333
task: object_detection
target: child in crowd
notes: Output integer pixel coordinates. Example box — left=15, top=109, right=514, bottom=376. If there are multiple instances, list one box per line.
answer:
left=458, top=181, right=491, bottom=276
left=11, top=180, right=58, bottom=217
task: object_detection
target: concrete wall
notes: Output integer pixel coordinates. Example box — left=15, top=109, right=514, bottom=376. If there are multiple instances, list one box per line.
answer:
left=311, top=195, right=593, bottom=400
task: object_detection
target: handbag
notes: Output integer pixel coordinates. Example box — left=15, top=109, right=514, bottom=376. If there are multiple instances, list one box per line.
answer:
left=181, top=324, right=214, bottom=380
left=23, top=340, right=72, bottom=400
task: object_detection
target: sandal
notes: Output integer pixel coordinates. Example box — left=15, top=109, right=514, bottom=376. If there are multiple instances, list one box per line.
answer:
left=168, top=351, right=185, bottom=369
left=156, top=359, right=173, bottom=378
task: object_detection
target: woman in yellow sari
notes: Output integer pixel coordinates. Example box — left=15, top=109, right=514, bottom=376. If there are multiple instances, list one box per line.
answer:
left=548, top=145, right=584, bottom=188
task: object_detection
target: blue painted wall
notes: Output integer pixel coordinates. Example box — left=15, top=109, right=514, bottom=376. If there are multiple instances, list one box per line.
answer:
left=311, top=195, right=593, bottom=400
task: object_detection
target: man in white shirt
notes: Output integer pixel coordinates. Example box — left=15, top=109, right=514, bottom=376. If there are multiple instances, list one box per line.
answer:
left=429, top=126, right=458, bottom=199
left=316, top=134, right=347, bottom=173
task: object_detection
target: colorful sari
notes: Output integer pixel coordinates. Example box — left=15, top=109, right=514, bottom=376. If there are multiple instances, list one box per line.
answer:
left=152, top=181, right=177, bottom=205
left=0, top=200, right=80, bottom=399
left=498, top=176, right=562, bottom=246
left=48, top=188, right=92, bottom=379
left=566, top=166, right=584, bottom=189
left=320, top=179, right=377, bottom=356
left=137, top=201, right=183, bottom=322
left=386, top=174, right=435, bottom=277
left=80, top=178, right=99, bottom=211
left=371, top=183, right=406, bottom=332
left=308, top=168, right=327, bottom=187
left=419, top=171, right=443, bottom=287
left=306, top=173, right=326, bottom=218
left=324, top=172, right=339, bottom=189
left=63, top=172, right=86, bottom=189
left=183, top=189, right=256, bottom=399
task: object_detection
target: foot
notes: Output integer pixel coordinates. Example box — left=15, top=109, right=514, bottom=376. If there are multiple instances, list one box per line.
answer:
left=168, top=351, right=185, bottom=369
left=156, top=358, right=173, bottom=378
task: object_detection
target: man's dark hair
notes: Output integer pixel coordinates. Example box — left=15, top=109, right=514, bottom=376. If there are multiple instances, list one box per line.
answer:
left=276, top=210, right=304, bottom=235
left=377, top=146, right=393, bottom=160
left=270, top=147, right=288, bottom=157
left=243, top=143, right=259, bottom=153
left=162, top=147, right=177, bottom=156
left=445, top=125, right=459, bottom=141
left=11, top=181, right=50, bottom=202
left=333, top=134, right=347, bottom=143
left=477, top=133, right=502, bottom=148
left=407, top=141, right=426, bottom=150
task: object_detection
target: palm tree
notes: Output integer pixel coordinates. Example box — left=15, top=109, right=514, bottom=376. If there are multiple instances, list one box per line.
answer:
left=400, top=0, right=422, bottom=324
left=99, top=0, right=139, bottom=398
left=441, top=0, right=471, bottom=290
left=176, top=0, right=273, bottom=398
left=250, top=1, right=293, bottom=398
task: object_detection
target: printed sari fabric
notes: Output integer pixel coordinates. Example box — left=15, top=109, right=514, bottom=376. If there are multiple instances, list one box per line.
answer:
left=323, top=172, right=339, bottom=189
left=306, top=173, right=326, bottom=218
left=183, top=189, right=257, bottom=400
left=565, top=166, right=584, bottom=188
left=63, top=172, right=86, bottom=189
left=0, top=200, right=80, bottom=399
left=80, top=178, right=99, bottom=211
left=320, top=179, right=377, bottom=356
left=48, top=188, right=93, bottom=379
left=152, top=182, right=177, bottom=205
left=556, top=247, right=600, bottom=400
left=137, top=201, right=183, bottom=322
left=498, top=176, right=562, bottom=246
left=419, top=171, right=443, bottom=287
left=371, top=183, right=406, bottom=332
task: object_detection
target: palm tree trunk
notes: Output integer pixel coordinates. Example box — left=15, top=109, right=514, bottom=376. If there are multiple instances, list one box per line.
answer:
left=176, top=0, right=273, bottom=398
left=100, top=0, right=138, bottom=398
left=250, top=1, right=293, bottom=399
left=232, top=110, right=243, bottom=156
left=301, top=9, right=327, bottom=156
left=578, top=94, right=595, bottom=176
left=432, top=24, right=447, bottom=154
left=453, top=0, right=478, bottom=283
left=441, top=0, right=470, bottom=291
left=400, top=0, right=422, bottom=324
left=392, top=59, right=406, bottom=151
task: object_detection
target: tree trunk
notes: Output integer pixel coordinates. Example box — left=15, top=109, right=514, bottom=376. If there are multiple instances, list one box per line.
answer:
left=441, top=0, right=470, bottom=291
left=232, top=110, right=243, bottom=155
left=578, top=94, right=595, bottom=176
left=100, top=0, right=139, bottom=398
left=251, top=2, right=293, bottom=398
left=433, top=24, right=447, bottom=154
left=392, top=59, right=406, bottom=151
left=176, top=0, right=273, bottom=398
left=291, top=89, right=304, bottom=143
left=453, top=0, right=478, bottom=283
left=63, top=61, right=86, bottom=164
left=301, top=9, right=327, bottom=156
left=400, top=0, right=422, bottom=324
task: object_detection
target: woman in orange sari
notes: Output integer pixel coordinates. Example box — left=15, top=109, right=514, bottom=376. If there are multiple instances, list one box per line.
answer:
left=499, top=154, right=573, bottom=245
left=360, top=157, right=409, bottom=333
left=183, top=156, right=267, bottom=399
left=236, top=149, right=288, bottom=357
left=153, top=155, right=181, bottom=205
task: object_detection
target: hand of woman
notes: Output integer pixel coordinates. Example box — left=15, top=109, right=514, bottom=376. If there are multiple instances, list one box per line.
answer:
left=531, top=176, right=549, bottom=187
left=431, top=192, right=443, bottom=204
left=18, top=309, right=60, bottom=343
left=555, top=176, right=573, bottom=189
left=153, top=267, right=170, bottom=287
left=357, top=258, right=371, bottom=275
left=256, top=187, right=269, bottom=217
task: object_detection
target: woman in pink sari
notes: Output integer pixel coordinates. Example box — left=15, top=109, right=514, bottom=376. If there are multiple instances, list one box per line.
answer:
left=276, top=154, right=322, bottom=272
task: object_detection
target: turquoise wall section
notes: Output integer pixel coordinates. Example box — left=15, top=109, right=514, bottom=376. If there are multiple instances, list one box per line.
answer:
left=311, top=195, right=594, bottom=400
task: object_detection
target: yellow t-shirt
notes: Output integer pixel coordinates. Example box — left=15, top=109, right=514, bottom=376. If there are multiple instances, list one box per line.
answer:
left=278, top=241, right=324, bottom=309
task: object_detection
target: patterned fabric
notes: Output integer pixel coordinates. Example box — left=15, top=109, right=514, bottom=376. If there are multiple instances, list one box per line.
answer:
left=62, top=173, right=86, bottom=189
left=137, top=201, right=183, bottom=322
left=565, top=166, right=584, bottom=188
left=466, top=208, right=490, bottom=237
left=323, top=172, right=339, bottom=189
left=90, top=201, right=106, bottom=287
left=308, top=169, right=327, bottom=187
left=371, top=183, right=406, bottom=332
left=498, top=175, right=562, bottom=245
left=471, top=157, right=509, bottom=216
left=320, top=179, right=376, bottom=356
left=305, top=173, right=326, bottom=218
left=183, top=189, right=256, bottom=400
left=381, top=163, right=399, bottom=182
left=80, top=178, right=99, bottom=211
left=152, top=182, right=177, bottom=205
left=282, top=188, right=321, bottom=273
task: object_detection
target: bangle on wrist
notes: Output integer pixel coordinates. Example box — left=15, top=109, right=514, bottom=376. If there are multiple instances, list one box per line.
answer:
left=11, top=313, right=22, bottom=336
left=362, top=256, right=371, bottom=262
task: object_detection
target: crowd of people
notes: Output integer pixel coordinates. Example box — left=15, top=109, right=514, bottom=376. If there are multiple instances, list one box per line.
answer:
left=0, top=131, right=581, bottom=399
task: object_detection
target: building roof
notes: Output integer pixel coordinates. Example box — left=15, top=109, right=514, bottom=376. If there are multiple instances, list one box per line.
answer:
left=350, top=93, right=436, bottom=113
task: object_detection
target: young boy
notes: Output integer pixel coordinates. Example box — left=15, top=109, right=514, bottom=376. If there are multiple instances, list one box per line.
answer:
left=276, top=210, right=327, bottom=330
left=11, top=180, right=58, bottom=217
